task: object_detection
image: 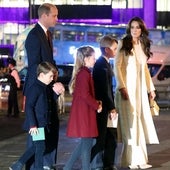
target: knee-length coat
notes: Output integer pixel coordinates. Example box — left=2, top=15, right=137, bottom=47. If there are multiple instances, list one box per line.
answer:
left=66, top=66, right=99, bottom=138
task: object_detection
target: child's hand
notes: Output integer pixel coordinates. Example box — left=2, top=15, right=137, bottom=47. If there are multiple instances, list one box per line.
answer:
left=97, top=100, right=102, bottom=113
left=109, top=109, right=117, bottom=120
left=53, top=82, right=65, bottom=95
left=29, top=127, right=38, bottom=135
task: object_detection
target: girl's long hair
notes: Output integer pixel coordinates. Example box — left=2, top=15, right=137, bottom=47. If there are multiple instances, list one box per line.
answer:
left=69, top=46, right=95, bottom=94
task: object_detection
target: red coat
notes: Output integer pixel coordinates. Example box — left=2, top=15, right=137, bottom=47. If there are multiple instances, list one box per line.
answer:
left=66, top=67, right=99, bottom=138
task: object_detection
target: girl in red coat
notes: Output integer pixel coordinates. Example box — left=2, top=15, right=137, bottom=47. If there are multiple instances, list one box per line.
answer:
left=63, top=46, right=102, bottom=170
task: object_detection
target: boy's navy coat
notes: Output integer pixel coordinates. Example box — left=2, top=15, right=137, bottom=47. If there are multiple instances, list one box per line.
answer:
left=23, top=79, right=49, bottom=131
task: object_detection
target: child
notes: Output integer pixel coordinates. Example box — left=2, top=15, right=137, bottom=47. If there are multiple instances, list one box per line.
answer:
left=9, top=61, right=57, bottom=170
left=6, top=58, right=20, bottom=118
left=63, top=46, right=102, bottom=170
left=91, top=35, right=118, bottom=170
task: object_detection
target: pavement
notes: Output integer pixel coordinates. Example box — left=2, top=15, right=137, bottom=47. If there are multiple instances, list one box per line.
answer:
left=0, top=91, right=170, bottom=170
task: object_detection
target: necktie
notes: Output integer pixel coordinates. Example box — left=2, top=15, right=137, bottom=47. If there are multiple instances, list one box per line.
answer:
left=46, top=30, right=52, bottom=49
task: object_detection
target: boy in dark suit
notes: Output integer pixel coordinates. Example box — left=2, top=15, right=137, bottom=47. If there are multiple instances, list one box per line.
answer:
left=91, top=35, right=118, bottom=170
left=9, top=62, right=57, bottom=170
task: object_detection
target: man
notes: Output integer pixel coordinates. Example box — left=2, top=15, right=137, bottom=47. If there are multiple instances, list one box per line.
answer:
left=91, top=35, right=118, bottom=170
left=24, top=3, right=64, bottom=170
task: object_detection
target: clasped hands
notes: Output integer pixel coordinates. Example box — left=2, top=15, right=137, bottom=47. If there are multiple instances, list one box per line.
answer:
left=52, top=82, right=65, bottom=95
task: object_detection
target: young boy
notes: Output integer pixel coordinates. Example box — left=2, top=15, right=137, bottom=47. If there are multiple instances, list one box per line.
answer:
left=91, top=35, right=118, bottom=170
left=9, top=62, right=57, bottom=170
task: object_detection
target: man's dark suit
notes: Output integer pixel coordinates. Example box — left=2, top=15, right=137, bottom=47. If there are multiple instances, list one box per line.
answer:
left=91, top=56, right=117, bottom=169
left=24, top=23, right=59, bottom=170
left=24, top=23, right=54, bottom=96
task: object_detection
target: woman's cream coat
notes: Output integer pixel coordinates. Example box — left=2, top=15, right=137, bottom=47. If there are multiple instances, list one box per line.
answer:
left=114, top=40, right=159, bottom=167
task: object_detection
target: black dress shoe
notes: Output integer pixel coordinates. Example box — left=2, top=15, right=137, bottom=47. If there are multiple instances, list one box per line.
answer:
left=12, top=114, right=19, bottom=118
left=104, top=165, right=118, bottom=170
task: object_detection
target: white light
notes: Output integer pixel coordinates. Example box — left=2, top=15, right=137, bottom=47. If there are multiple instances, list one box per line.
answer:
left=94, top=47, right=101, bottom=59
left=1, top=55, right=8, bottom=58
left=69, top=46, right=77, bottom=55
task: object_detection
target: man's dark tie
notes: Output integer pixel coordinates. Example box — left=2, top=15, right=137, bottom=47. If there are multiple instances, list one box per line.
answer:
left=46, top=30, right=53, bottom=49
left=108, top=62, right=114, bottom=76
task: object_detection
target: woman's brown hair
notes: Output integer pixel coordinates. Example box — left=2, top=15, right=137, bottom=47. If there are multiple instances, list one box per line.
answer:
left=121, top=16, right=152, bottom=59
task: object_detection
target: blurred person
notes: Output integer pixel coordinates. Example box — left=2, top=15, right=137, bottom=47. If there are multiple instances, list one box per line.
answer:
left=114, top=17, right=159, bottom=169
left=24, top=3, right=65, bottom=169
left=91, top=35, right=118, bottom=170
left=9, top=62, right=57, bottom=170
left=63, top=46, right=102, bottom=170
left=21, top=95, right=26, bottom=112
left=6, top=58, right=20, bottom=118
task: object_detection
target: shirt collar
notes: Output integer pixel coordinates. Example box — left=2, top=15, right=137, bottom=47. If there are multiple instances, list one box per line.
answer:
left=102, top=56, right=109, bottom=63
left=38, top=21, right=47, bottom=33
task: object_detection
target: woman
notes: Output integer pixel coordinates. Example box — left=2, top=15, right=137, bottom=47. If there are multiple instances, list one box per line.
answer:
left=7, top=58, right=20, bottom=118
left=63, top=46, right=102, bottom=170
left=114, top=17, right=159, bottom=169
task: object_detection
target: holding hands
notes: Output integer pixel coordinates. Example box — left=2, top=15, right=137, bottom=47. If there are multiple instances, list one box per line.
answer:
left=52, top=82, right=65, bottom=95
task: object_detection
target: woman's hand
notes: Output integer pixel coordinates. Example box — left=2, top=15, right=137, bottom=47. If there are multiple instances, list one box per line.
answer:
left=119, top=88, right=129, bottom=100
left=149, top=90, right=156, bottom=100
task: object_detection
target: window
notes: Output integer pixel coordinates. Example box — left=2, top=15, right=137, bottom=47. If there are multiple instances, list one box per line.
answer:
left=87, top=32, right=102, bottom=42
left=53, top=30, right=61, bottom=40
left=63, top=30, right=85, bottom=41
left=157, top=0, right=170, bottom=11
left=112, top=0, right=143, bottom=9
left=157, top=65, right=170, bottom=81
left=105, top=32, right=123, bottom=40
left=148, top=64, right=161, bottom=77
